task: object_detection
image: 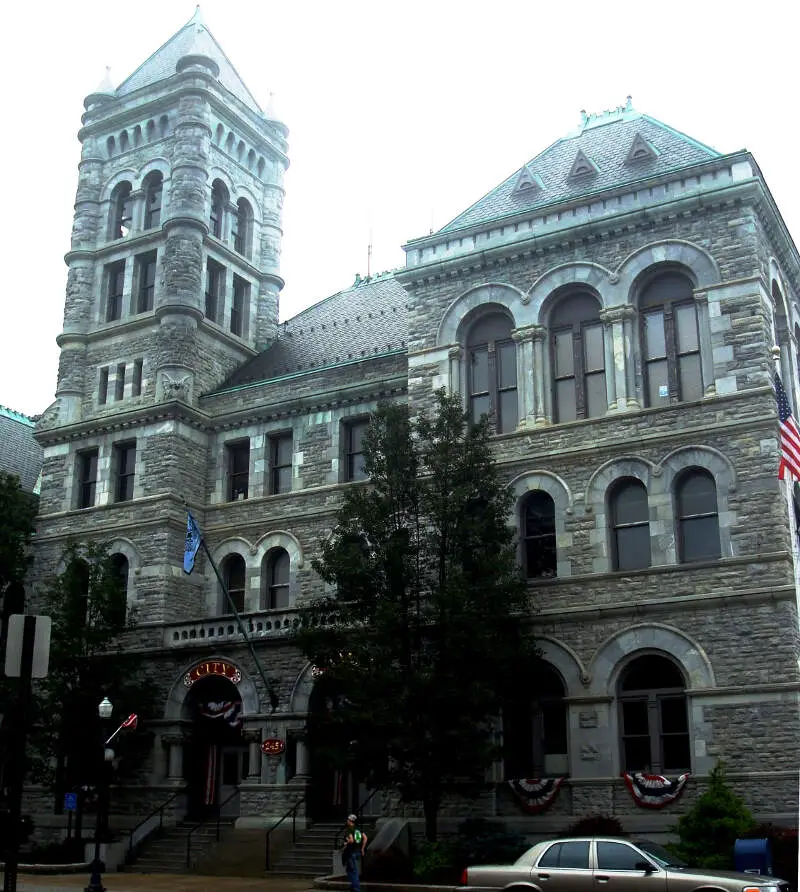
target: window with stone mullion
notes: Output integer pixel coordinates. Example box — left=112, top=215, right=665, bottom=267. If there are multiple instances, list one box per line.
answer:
left=223, top=556, right=246, bottom=614
left=266, top=549, right=290, bottom=609
left=106, top=261, right=125, bottom=322
left=468, top=338, right=517, bottom=433
left=610, top=478, right=651, bottom=571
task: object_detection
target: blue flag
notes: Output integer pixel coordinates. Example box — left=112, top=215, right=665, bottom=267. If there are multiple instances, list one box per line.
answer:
left=184, top=512, right=201, bottom=574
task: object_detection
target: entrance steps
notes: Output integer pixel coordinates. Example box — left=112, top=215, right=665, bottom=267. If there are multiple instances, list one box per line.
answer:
left=271, top=821, right=345, bottom=876
left=125, top=819, right=234, bottom=873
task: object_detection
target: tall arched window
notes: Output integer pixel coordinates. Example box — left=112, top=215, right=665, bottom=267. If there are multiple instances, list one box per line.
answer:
left=234, top=198, right=253, bottom=258
left=522, top=491, right=556, bottom=578
left=466, top=313, right=517, bottom=433
left=504, top=662, right=568, bottom=779
left=640, top=271, right=701, bottom=406
left=619, top=654, right=689, bottom=772
left=109, top=553, right=129, bottom=625
left=675, top=469, right=720, bottom=563
left=221, top=554, right=246, bottom=614
left=110, top=182, right=133, bottom=240
left=263, top=549, right=290, bottom=609
left=143, top=171, right=163, bottom=229
left=550, top=293, right=606, bottom=422
left=610, top=478, right=651, bottom=571
left=210, top=180, right=228, bottom=239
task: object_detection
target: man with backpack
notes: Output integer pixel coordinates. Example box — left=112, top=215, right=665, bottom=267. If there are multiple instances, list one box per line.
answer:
left=341, top=813, right=368, bottom=892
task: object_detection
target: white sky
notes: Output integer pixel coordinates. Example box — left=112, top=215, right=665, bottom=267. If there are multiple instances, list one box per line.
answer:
left=1, top=0, right=798, bottom=417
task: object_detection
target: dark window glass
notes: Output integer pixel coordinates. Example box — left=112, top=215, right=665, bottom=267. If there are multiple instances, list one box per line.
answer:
left=270, top=434, right=292, bottom=494
left=231, top=276, right=247, bottom=336
left=78, top=450, right=98, bottom=509
left=610, top=479, right=651, bottom=571
left=537, top=843, right=562, bottom=869
left=205, top=260, right=224, bottom=323
left=98, top=368, right=109, bottom=406
left=676, top=470, right=720, bottom=563
left=619, top=655, right=689, bottom=773
left=114, top=442, right=136, bottom=502
left=143, top=172, right=163, bottom=229
left=222, top=752, right=239, bottom=786
left=266, top=548, right=290, bottom=609
left=640, top=272, right=701, bottom=406
left=551, top=293, right=605, bottom=422
left=596, top=842, right=645, bottom=871
left=523, top=491, right=557, bottom=579
left=346, top=420, right=368, bottom=482
left=210, top=181, right=227, bottom=238
left=504, top=663, right=567, bottom=779
left=227, top=441, right=249, bottom=501
left=132, top=360, right=143, bottom=397
left=538, top=841, right=590, bottom=870
left=111, top=182, right=133, bottom=239
left=136, top=252, right=157, bottom=313
left=106, top=261, right=126, bottom=322
left=234, top=198, right=253, bottom=257
left=109, top=553, right=129, bottom=625
left=223, top=555, right=246, bottom=613
left=115, top=363, right=126, bottom=401
left=467, top=313, right=517, bottom=433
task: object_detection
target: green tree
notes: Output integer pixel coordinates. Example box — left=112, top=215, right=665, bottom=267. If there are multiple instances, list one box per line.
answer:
left=297, top=391, right=537, bottom=840
left=672, top=762, right=755, bottom=868
left=0, top=471, right=37, bottom=609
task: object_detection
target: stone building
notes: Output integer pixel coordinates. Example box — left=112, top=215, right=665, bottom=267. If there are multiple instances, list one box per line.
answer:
left=30, top=9, right=800, bottom=839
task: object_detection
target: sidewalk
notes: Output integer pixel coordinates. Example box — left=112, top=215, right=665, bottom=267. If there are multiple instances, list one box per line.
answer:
left=17, top=874, right=314, bottom=892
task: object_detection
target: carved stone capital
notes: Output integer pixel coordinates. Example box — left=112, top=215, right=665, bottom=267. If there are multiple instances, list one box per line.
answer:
left=161, top=733, right=186, bottom=746
left=448, top=346, right=462, bottom=360
left=599, top=305, right=636, bottom=325
left=512, top=324, right=546, bottom=345
left=693, top=289, right=709, bottom=305
left=242, top=728, right=262, bottom=743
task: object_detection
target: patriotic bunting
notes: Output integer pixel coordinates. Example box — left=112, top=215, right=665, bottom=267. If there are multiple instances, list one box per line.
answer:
left=622, top=771, right=690, bottom=808
left=508, top=777, right=566, bottom=814
left=198, top=700, right=243, bottom=729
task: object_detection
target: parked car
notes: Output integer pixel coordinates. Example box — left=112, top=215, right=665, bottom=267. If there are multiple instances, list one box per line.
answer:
left=460, top=837, right=790, bottom=892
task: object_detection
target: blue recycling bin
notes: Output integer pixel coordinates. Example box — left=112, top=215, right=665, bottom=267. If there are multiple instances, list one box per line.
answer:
left=734, top=839, right=773, bottom=876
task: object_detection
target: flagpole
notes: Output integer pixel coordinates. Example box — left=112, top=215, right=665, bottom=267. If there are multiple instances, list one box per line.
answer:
left=196, top=532, right=280, bottom=712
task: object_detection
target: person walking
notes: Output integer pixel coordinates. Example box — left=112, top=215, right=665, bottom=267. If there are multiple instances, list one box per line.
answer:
left=341, top=813, right=368, bottom=892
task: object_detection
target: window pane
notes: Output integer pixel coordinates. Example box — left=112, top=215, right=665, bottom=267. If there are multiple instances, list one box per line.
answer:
left=615, top=524, right=651, bottom=571
left=541, top=702, right=568, bottom=754
left=557, top=841, right=590, bottom=870
left=555, top=379, right=576, bottom=423
left=662, top=734, right=691, bottom=770
left=678, top=353, right=703, bottom=402
left=675, top=304, right=699, bottom=353
left=271, top=551, right=290, bottom=584
left=680, top=516, right=720, bottom=562
left=622, top=700, right=649, bottom=735
left=498, top=389, right=518, bottom=433
left=554, top=332, right=574, bottom=378
left=274, top=466, right=292, bottom=494
left=585, top=371, right=607, bottom=418
left=646, top=359, right=670, bottom=406
left=660, top=697, right=688, bottom=734
left=275, top=435, right=292, bottom=466
left=525, top=492, right=555, bottom=535
left=471, top=394, right=490, bottom=425
left=225, top=557, right=245, bottom=590
left=596, top=842, right=644, bottom=871
left=538, top=844, right=562, bottom=869
left=498, top=342, right=516, bottom=390
left=583, top=324, right=604, bottom=372
left=677, top=472, right=717, bottom=517
left=470, top=349, right=488, bottom=394
left=643, top=311, right=666, bottom=359
left=621, top=655, right=684, bottom=691
left=623, top=736, right=652, bottom=771
left=350, top=422, right=366, bottom=453
left=613, top=481, right=648, bottom=525
left=525, top=536, right=557, bottom=579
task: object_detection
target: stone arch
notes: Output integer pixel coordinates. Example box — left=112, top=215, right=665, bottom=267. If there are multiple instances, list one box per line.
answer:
left=163, top=655, right=260, bottom=720
left=510, top=469, right=574, bottom=577
left=254, top=529, right=304, bottom=567
left=536, top=637, right=587, bottom=697
left=289, top=661, right=316, bottom=715
left=231, top=184, right=262, bottom=223
left=136, top=157, right=170, bottom=189
left=524, top=261, right=613, bottom=323
left=436, top=282, right=525, bottom=347
left=211, top=537, right=254, bottom=565
left=101, top=169, right=138, bottom=201
left=106, top=537, right=141, bottom=607
left=615, top=239, right=721, bottom=297
left=207, top=167, right=234, bottom=193
left=588, top=623, right=715, bottom=696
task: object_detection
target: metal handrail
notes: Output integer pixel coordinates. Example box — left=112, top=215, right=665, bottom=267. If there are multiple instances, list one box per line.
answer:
left=185, top=786, right=240, bottom=868
left=264, top=794, right=306, bottom=871
left=126, top=788, right=185, bottom=862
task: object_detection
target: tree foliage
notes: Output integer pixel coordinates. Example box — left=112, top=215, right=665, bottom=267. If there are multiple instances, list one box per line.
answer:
left=0, top=471, right=37, bottom=607
left=296, top=391, right=537, bottom=839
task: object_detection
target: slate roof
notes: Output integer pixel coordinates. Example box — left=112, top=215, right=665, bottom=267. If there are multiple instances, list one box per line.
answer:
left=222, top=274, right=408, bottom=389
left=114, top=10, right=262, bottom=114
left=439, top=107, right=721, bottom=234
left=0, top=406, right=42, bottom=494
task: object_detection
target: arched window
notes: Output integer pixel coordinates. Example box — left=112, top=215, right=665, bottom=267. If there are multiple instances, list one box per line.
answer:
left=550, top=293, right=606, bottom=422
left=619, top=654, right=689, bottom=772
left=143, top=171, right=163, bottom=229
left=610, top=478, right=651, bottom=571
left=522, top=491, right=556, bottom=578
left=640, top=271, right=701, bottom=406
left=504, top=662, right=568, bottom=779
left=210, top=180, right=228, bottom=239
left=119, top=130, right=129, bottom=153
left=263, top=549, right=290, bottom=610
left=675, top=469, right=720, bottom=563
left=110, top=182, right=133, bottom=240
left=109, top=553, right=129, bottom=625
left=221, top=554, right=246, bottom=614
left=466, top=313, right=517, bottom=433
left=233, top=198, right=253, bottom=258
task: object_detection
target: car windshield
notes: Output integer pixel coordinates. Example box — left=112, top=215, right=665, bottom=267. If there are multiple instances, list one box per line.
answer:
left=635, top=841, right=688, bottom=868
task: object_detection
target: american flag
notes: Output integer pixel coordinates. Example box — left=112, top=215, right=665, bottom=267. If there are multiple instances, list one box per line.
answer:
left=775, top=373, right=800, bottom=480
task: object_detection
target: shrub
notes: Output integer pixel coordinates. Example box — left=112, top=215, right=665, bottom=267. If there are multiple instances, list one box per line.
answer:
left=412, top=839, right=460, bottom=884
left=455, top=818, right=529, bottom=866
left=564, top=815, right=626, bottom=837
left=672, top=762, right=754, bottom=869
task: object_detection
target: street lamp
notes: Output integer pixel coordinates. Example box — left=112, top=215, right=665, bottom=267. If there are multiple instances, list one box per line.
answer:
left=86, top=697, right=113, bottom=892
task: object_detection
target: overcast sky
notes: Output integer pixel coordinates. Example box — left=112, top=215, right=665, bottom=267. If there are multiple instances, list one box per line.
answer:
left=1, top=0, right=797, bottom=417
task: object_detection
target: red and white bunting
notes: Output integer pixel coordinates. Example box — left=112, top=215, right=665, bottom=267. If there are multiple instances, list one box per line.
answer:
left=508, top=777, right=566, bottom=814
left=622, top=771, right=690, bottom=808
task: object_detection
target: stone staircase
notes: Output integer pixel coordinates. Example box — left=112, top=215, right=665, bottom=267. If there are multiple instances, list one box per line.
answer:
left=271, top=821, right=345, bottom=876
left=125, top=819, right=234, bottom=873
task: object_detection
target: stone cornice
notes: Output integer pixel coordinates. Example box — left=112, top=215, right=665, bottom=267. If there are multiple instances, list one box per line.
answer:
left=599, top=305, right=636, bottom=325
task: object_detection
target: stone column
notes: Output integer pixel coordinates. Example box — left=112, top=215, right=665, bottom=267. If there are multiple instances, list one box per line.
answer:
left=600, top=306, right=637, bottom=410
left=295, top=739, right=310, bottom=778
left=448, top=346, right=462, bottom=399
left=512, top=325, right=537, bottom=428
left=531, top=326, right=549, bottom=425
left=129, top=189, right=146, bottom=234
left=694, top=290, right=716, bottom=396
left=243, top=729, right=262, bottom=779
left=162, top=733, right=185, bottom=781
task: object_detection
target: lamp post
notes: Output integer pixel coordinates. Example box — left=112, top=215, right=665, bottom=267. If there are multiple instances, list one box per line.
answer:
left=86, top=697, right=113, bottom=892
